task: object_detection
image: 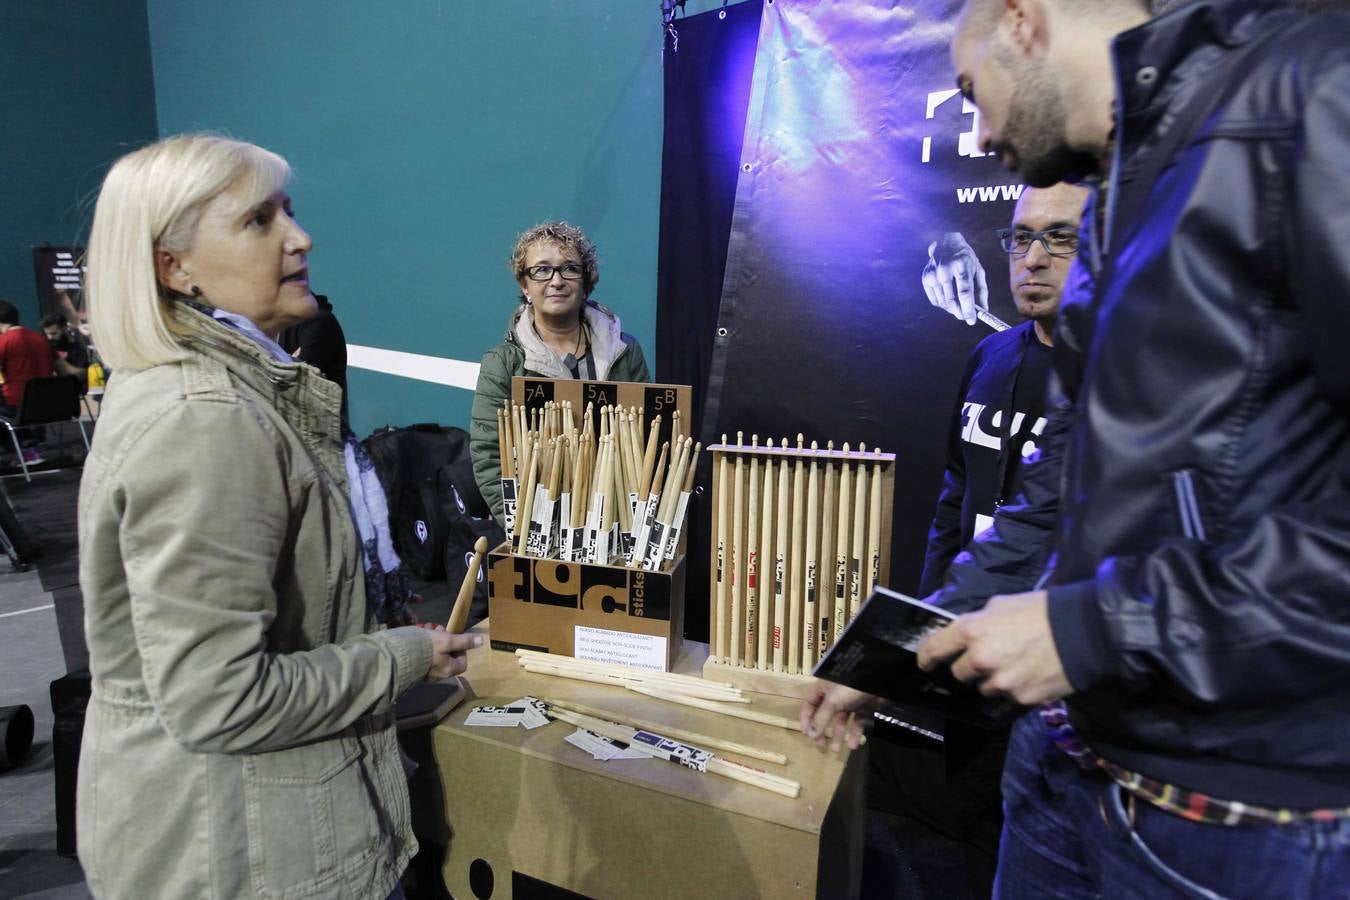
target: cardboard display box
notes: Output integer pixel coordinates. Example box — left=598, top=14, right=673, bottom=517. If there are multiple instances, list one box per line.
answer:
left=488, top=544, right=686, bottom=671
left=433, top=626, right=865, bottom=899
left=510, top=377, right=692, bottom=447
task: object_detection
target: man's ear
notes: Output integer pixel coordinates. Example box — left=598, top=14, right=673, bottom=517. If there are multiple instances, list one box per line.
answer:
left=155, top=248, right=191, bottom=296
left=1003, top=0, right=1050, bottom=57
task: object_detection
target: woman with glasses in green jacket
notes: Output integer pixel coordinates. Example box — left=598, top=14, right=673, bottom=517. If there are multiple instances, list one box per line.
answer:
left=469, top=221, right=650, bottom=525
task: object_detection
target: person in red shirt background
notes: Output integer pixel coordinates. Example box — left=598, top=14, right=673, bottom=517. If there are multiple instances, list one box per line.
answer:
left=0, top=299, right=58, bottom=464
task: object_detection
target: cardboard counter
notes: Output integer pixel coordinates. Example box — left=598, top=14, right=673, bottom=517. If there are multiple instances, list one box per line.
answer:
left=432, top=621, right=865, bottom=899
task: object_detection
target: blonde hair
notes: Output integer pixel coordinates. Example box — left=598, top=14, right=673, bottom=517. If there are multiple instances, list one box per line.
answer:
left=86, top=134, right=291, bottom=370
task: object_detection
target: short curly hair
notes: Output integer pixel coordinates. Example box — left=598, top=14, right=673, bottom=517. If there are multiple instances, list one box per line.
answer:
left=509, top=221, right=600, bottom=299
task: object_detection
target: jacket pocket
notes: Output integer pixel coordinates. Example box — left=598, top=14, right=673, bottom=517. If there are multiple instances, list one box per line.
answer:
left=243, top=736, right=383, bottom=898
left=1170, top=469, right=1208, bottom=542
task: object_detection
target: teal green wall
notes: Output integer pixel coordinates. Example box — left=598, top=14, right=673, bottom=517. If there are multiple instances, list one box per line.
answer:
left=148, top=1, right=732, bottom=437
left=0, top=0, right=158, bottom=327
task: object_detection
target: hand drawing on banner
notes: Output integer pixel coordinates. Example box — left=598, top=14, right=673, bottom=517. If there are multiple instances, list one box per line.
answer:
left=922, top=232, right=991, bottom=326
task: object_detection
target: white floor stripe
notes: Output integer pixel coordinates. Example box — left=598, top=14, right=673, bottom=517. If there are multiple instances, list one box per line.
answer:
left=0, top=603, right=55, bottom=619
left=347, top=345, right=480, bottom=390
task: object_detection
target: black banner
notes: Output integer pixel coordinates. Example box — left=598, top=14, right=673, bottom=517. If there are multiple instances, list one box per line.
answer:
left=704, top=0, right=1019, bottom=593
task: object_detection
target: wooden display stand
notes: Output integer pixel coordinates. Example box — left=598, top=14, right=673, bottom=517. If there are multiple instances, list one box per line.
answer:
left=703, top=442, right=896, bottom=700
left=433, top=623, right=865, bottom=899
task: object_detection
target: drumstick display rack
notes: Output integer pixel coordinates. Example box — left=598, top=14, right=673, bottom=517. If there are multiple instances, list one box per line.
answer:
left=705, top=437, right=896, bottom=699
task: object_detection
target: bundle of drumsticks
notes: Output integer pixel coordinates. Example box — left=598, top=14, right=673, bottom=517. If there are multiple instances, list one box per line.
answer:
left=496, top=400, right=700, bottom=571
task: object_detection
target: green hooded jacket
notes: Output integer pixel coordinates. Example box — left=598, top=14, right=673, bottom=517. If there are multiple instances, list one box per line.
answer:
left=470, top=300, right=650, bottom=523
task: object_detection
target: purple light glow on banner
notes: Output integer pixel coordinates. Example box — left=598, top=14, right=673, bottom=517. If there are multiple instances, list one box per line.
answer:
left=707, top=0, right=1024, bottom=592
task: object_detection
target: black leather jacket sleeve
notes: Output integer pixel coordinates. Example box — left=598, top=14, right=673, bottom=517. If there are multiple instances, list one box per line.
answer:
left=931, top=369, right=1072, bottom=613
left=1050, top=56, right=1350, bottom=705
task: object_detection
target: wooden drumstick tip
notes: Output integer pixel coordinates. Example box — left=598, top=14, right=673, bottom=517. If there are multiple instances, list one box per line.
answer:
left=827, top=440, right=835, bottom=452
left=810, top=440, right=819, bottom=451
left=447, top=536, right=491, bottom=633
left=737, top=430, right=744, bottom=447
left=796, top=433, right=804, bottom=450
left=752, top=434, right=759, bottom=448
left=722, top=433, right=728, bottom=444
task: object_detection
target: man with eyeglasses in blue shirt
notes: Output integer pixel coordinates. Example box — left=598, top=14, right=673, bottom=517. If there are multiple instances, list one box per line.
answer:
left=920, top=182, right=1088, bottom=597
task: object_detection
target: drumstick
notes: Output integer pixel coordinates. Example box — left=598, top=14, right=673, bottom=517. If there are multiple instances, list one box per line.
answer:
left=745, top=436, right=761, bottom=667
left=714, top=436, right=729, bottom=664
left=547, top=436, right=564, bottom=501
left=618, top=411, right=638, bottom=499
left=496, top=408, right=510, bottom=480
left=639, top=415, right=662, bottom=499
left=867, top=453, right=883, bottom=602
left=850, top=443, right=867, bottom=623
left=657, top=437, right=691, bottom=526
left=730, top=433, right=745, bottom=667
left=803, top=442, right=820, bottom=670
left=447, top=536, right=490, bottom=633
left=570, top=438, right=588, bottom=529
left=544, top=705, right=800, bottom=798
left=646, top=438, right=691, bottom=572
left=681, top=442, right=700, bottom=493
left=627, top=685, right=801, bottom=732
left=833, top=444, right=852, bottom=645
left=665, top=441, right=701, bottom=560
left=545, top=697, right=788, bottom=765
left=758, top=441, right=776, bottom=670
left=818, top=441, right=837, bottom=655
left=772, top=438, right=791, bottom=673
left=787, top=435, right=805, bottom=674
left=632, top=438, right=670, bottom=566
left=521, top=662, right=747, bottom=702
left=614, top=437, right=634, bottom=535
left=626, top=411, right=644, bottom=499
left=515, top=437, right=539, bottom=555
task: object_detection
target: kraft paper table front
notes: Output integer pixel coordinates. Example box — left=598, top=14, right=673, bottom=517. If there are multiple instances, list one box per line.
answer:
left=431, top=621, right=866, bottom=900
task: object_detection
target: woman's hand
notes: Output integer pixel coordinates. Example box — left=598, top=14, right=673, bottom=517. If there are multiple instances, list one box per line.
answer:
left=422, top=625, right=483, bottom=680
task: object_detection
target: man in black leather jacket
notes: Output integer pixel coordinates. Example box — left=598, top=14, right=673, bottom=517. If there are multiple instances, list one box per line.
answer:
left=802, top=0, right=1350, bottom=894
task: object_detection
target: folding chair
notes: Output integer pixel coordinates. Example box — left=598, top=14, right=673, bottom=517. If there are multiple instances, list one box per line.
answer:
left=0, top=375, right=91, bottom=482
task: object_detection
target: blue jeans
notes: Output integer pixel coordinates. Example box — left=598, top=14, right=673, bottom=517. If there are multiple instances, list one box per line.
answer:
left=995, top=712, right=1350, bottom=899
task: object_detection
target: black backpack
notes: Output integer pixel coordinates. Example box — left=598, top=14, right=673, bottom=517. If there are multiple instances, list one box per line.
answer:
left=364, top=423, right=491, bottom=578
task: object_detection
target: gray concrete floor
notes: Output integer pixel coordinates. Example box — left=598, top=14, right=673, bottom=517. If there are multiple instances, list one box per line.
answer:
left=0, top=507, right=91, bottom=900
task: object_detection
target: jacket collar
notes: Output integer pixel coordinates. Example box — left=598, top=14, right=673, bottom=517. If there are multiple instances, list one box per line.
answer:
left=1112, top=0, right=1296, bottom=124
left=174, top=302, right=345, bottom=444
left=506, top=299, right=629, bottom=380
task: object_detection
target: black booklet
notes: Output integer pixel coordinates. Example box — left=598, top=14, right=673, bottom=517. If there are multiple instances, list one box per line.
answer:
left=812, top=586, right=1020, bottom=729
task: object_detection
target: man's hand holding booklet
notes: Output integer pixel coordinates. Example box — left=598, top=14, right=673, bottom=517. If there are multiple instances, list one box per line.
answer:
left=812, top=586, right=1022, bottom=729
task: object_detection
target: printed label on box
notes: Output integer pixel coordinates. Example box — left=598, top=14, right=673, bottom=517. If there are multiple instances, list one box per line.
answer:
left=574, top=625, right=667, bottom=671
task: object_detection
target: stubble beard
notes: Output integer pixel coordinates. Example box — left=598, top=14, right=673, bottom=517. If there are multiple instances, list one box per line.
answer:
left=1001, top=62, right=1102, bottom=188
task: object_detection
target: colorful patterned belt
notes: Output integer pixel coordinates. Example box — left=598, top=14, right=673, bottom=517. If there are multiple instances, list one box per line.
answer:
left=1038, top=702, right=1350, bottom=827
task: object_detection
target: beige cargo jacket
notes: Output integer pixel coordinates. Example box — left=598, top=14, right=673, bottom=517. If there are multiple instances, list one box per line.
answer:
left=77, top=305, right=434, bottom=899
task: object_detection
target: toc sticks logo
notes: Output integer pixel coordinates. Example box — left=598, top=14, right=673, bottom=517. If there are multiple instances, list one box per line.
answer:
left=921, top=89, right=993, bottom=164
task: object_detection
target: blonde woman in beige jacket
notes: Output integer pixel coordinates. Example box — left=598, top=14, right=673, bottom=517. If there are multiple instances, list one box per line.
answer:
left=77, top=135, right=478, bottom=899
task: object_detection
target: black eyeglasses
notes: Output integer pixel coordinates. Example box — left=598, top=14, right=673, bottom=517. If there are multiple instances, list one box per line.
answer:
left=995, top=227, right=1080, bottom=258
left=524, top=263, right=584, bottom=282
